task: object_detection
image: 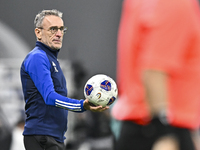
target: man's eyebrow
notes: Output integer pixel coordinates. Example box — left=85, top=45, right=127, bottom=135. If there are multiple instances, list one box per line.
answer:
left=49, top=26, right=64, bottom=28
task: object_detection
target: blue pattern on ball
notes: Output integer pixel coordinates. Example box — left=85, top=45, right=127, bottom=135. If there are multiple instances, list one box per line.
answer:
left=107, top=96, right=116, bottom=105
left=85, top=84, right=93, bottom=96
left=100, top=80, right=111, bottom=91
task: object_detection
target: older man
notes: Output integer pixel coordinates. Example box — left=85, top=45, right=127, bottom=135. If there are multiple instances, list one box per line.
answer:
left=20, top=9, right=108, bottom=150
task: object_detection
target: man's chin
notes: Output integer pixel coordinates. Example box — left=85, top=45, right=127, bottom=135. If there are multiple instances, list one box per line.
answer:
left=51, top=44, right=62, bottom=50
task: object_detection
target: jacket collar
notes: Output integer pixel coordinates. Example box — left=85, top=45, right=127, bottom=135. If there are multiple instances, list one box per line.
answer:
left=36, top=41, right=60, bottom=58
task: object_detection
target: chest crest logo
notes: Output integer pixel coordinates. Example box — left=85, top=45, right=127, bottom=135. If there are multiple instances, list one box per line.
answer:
left=52, top=61, right=58, bottom=72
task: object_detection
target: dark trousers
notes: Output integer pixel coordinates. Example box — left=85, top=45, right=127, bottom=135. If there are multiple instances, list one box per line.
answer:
left=116, top=119, right=195, bottom=150
left=24, top=135, right=65, bottom=150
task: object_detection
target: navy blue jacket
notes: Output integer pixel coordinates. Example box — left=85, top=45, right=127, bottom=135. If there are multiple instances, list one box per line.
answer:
left=20, top=41, right=85, bottom=142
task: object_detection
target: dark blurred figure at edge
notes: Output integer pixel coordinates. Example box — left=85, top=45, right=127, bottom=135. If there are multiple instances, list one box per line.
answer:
left=0, top=108, right=12, bottom=150
left=112, top=0, right=200, bottom=150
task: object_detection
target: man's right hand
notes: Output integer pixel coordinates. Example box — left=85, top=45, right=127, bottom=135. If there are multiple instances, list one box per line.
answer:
left=83, top=99, right=109, bottom=112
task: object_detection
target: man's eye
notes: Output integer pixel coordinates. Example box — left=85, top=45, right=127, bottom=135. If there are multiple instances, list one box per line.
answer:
left=60, top=27, right=64, bottom=31
left=50, top=27, right=57, bottom=31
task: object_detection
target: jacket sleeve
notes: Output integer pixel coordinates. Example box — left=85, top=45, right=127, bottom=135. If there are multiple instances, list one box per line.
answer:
left=24, top=50, right=86, bottom=112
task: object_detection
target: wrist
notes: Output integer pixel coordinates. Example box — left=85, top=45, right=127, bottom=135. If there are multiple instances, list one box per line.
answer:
left=81, top=99, right=87, bottom=111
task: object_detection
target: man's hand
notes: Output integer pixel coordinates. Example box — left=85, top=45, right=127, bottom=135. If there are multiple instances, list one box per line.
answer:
left=83, top=99, right=109, bottom=112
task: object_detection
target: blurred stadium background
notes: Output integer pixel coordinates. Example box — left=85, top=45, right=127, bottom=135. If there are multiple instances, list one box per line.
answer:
left=0, top=0, right=123, bottom=150
left=0, top=0, right=123, bottom=81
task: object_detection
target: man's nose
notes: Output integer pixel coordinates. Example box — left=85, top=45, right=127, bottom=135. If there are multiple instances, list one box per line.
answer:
left=55, top=29, right=63, bottom=36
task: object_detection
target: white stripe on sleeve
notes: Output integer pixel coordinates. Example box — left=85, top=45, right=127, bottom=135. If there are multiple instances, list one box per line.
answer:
left=55, top=99, right=82, bottom=111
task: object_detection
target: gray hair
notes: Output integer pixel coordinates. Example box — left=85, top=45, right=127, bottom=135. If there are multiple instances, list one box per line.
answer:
left=34, top=9, right=63, bottom=28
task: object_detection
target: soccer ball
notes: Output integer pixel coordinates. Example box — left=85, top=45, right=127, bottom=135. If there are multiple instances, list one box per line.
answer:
left=84, top=74, right=118, bottom=107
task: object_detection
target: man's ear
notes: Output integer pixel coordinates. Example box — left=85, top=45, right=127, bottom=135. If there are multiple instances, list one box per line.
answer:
left=35, top=28, right=42, bottom=40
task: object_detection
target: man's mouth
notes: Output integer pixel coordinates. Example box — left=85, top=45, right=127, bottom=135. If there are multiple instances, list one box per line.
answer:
left=53, top=39, right=61, bottom=43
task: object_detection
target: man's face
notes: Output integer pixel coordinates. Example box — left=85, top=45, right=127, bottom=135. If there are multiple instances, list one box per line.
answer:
left=36, top=15, right=65, bottom=50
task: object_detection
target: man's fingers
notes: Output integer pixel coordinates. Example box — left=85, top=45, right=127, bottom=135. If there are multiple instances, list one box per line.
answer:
left=90, top=105, right=109, bottom=112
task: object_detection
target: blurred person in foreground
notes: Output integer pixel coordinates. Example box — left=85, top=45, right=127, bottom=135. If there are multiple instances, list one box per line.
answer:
left=111, top=0, right=200, bottom=150
left=20, top=9, right=108, bottom=150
